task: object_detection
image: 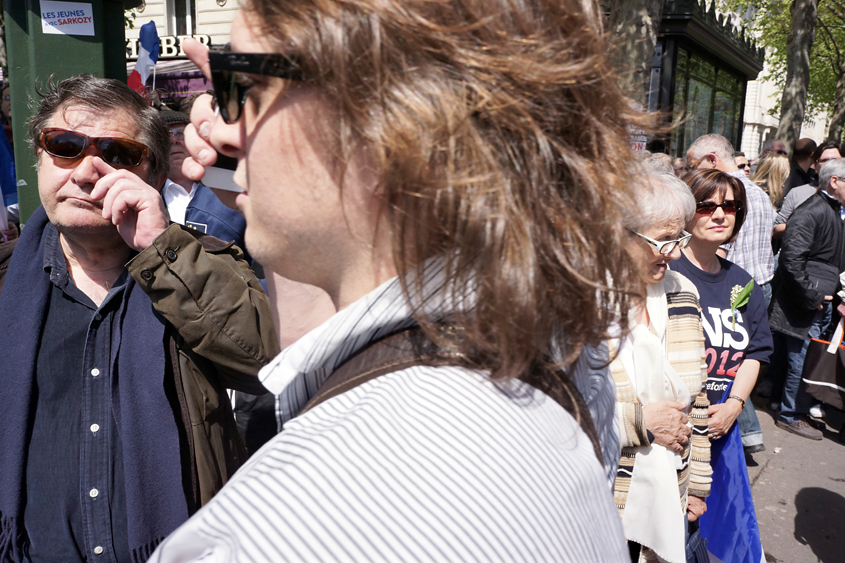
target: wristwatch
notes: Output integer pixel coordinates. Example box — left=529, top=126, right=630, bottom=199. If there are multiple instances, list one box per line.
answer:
left=728, top=395, right=746, bottom=409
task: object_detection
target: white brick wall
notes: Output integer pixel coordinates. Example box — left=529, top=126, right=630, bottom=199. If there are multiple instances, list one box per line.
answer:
left=126, top=0, right=166, bottom=41
left=196, top=0, right=240, bottom=45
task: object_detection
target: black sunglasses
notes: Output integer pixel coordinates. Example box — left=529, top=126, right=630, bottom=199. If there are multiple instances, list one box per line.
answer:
left=695, top=200, right=741, bottom=215
left=39, top=128, right=148, bottom=168
left=208, top=51, right=305, bottom=124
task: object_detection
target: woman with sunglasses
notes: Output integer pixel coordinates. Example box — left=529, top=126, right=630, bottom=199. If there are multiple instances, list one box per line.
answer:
left=672, top=169, right=772, bottom=563
left=613, top=170, right=711, bottom=563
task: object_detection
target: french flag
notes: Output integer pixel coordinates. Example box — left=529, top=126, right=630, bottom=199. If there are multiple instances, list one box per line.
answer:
left=127, top=21, right=159, bottom=99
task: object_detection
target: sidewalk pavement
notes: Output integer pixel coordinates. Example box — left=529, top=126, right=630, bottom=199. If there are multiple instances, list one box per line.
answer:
left=746, top=397, right=845, bottom=563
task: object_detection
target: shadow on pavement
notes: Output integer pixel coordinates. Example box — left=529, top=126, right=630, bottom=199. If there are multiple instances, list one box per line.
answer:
left=794, top=487, right=845, bottom=562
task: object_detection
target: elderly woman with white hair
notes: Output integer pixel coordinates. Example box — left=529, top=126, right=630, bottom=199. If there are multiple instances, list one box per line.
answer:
left=613, top=170, right=711, bottom=563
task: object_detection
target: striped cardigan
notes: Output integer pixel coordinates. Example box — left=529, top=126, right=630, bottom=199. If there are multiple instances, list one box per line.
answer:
left=612, top=270, right=712, bottom=518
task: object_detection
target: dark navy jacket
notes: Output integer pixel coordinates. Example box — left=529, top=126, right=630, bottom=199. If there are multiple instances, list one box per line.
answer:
left=184, top=184, right=251, bottom=264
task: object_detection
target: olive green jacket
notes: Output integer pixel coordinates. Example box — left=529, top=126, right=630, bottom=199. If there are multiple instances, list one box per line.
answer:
left=127, top=224, right=280, bottom=510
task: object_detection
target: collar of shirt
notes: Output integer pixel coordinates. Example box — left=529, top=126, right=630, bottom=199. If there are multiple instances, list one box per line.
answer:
left=42, top=223, right=131, bottom=302
left=818, top=189, right=845, bottom=219
left=162, top=179, right=199, bottom=226
left=258, top=261, right=458, bottom=424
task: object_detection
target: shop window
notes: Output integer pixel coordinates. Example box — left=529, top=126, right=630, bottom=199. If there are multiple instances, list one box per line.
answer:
left=671, top=47, right=744, bottom=157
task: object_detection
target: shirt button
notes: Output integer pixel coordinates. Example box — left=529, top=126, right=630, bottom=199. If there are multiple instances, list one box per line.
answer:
left=90, top=424, right=100, bottom=433
left=91, top=368, right=100, bottom=377
left=93, top=546, right=104, bottom=555
left=165, top=248, right=178, bottom=261
left=94, top=313, right=102, bottom=321
left=89, top=488, right=99, bottom=498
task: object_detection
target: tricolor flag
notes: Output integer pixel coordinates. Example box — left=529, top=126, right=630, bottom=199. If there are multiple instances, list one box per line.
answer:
left=127, top=21, right=160, bottom=99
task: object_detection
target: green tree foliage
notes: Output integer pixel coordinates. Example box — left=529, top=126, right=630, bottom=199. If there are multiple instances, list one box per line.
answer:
left=724, top=0, right=842, bottom=119
left=126, top=8, right=137, bottom=29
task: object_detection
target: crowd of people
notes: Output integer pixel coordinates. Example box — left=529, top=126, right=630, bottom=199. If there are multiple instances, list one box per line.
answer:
left=0, top=0, right=841, bottom=562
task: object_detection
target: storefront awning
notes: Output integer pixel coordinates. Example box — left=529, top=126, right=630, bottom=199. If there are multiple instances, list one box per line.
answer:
left=125, top=59, right=211, bottom=100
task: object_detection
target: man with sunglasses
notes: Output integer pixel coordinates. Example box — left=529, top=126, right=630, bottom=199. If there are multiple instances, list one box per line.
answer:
left=761, top=138, right=788, bottom=158
left=734, top=151, right=750, bottom=177
left=0, top=74, right=278, bottom=562
left=768, top=158, right=845, bottom=440
left=687, top=133, right=775, bottom=455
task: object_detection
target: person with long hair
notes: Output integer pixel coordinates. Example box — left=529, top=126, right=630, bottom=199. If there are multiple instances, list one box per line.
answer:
left=148, top=0, right=646, bottom=560
left=613, top=170, right=711, bottom=563
left=750, top=153, right=790, bottom=209
left=672, top=169, right=773, bottom=563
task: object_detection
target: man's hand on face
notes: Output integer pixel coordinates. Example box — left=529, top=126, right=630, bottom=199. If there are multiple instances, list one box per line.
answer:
left=89, top=157, right=170, bottom=251
left=181, top=39, right=219, bottom=181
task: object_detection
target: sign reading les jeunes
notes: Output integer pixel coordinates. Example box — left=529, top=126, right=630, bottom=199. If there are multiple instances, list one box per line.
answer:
left=41, top=1, right=95, bottom=37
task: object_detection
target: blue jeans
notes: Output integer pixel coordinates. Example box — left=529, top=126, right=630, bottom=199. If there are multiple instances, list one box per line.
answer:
left=774, top=304, right=831, bottom=424
left=738, top=400, right=764, bottom=447
left=737, top=281, right=770, bottom=447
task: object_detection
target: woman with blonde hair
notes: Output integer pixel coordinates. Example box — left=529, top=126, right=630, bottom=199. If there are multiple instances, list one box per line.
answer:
left=751, top=153, right=790, bottom=209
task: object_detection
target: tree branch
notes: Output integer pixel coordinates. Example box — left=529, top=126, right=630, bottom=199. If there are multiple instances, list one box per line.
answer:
left=818, top=18, right=843, bottom=71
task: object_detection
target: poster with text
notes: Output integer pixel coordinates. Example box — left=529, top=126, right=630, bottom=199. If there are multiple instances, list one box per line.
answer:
left=41, top=1, right=95, bottom=37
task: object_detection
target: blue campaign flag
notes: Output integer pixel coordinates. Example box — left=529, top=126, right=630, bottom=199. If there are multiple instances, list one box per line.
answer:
left=0, top=131, right=17, bottom=207
left=699, top=386, right=764, bottom=563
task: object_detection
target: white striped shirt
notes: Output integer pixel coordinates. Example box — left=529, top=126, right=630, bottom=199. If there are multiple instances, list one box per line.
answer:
left=150, top=270, right=627, bottom=562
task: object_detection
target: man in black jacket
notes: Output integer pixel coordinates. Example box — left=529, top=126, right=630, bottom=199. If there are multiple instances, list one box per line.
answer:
left=768, top=158, right=845, bottom=439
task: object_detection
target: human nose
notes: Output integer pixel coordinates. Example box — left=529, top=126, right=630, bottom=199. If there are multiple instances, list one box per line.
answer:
left=69, top=147, right=105, bottom=188
left=667, top=243, right=683, bottom=261
left=208, top=106, right=244, bottom=159
left=711, top=205, right=726, bottom=220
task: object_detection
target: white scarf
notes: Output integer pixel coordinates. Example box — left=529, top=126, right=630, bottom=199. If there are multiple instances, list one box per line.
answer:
left=621, top=281, right=692, bottom=563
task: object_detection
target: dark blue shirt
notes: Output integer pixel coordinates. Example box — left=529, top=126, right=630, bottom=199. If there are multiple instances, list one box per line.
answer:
left=672, top=252, right=774, bottom=404
left=24, top=224, right=131, bottom=563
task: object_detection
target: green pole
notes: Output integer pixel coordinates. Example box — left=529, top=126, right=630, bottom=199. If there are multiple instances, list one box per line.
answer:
left=4, top=0, right=137, bottom=224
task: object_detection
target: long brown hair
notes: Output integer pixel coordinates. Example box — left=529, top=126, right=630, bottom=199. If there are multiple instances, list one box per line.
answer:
left=247, top=0, right=643, bottom=377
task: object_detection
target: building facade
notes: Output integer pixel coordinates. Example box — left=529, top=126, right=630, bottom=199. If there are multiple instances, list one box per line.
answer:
left=126, top=0, right=240, bottom=105
left=741, top=75, right=830, bottom=160
left=651, top=0, right=765, bottom=157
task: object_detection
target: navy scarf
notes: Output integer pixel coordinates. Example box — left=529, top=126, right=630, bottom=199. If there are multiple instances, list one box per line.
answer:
left=0, top=207, right=189, bottom=562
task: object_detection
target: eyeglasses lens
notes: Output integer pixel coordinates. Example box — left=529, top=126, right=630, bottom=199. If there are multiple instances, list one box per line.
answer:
left=211, top=68, right=243, bottom=125
left=737, top=164, right=746, bottom=169
left=169, top=126, right=186, bottom=141
left=100, top=139, right=144, bottom=167
left=696, top=201, right=738, bottom=215
left=41, top=129, right=146, bottom=167
left=658, top=241, right=677, bottom=255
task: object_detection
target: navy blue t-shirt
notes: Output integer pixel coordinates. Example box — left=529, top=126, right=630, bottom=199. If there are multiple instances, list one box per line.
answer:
left=672, top=252, right=774, bottom=405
